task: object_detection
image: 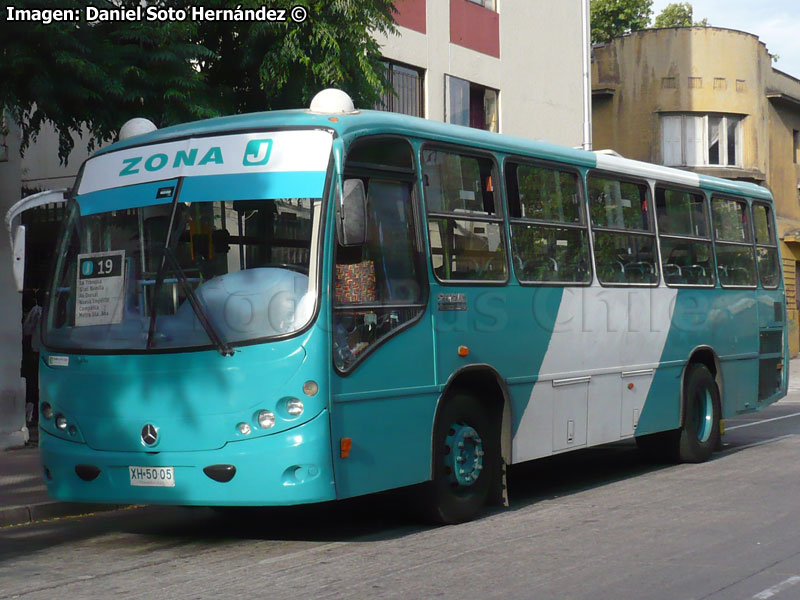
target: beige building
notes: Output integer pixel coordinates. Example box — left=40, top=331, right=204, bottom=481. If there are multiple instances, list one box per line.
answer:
left=592, top=26, right=800, bottom=354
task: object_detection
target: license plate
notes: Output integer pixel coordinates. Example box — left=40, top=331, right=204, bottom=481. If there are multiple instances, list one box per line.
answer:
left=129, top=466, right=175, bottom=487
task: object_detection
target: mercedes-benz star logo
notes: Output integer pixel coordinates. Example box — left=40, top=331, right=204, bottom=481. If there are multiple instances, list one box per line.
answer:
left=141, top=424, right=158, bottom=446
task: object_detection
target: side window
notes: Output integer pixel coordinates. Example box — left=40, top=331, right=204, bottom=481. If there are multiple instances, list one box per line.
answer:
left=422, top=148, right=507, bottom=282
left=656, top=187, right=715, bottom=286
left=711, top=196, right=757, bottom=287
left=333, top=139, right=426, bottom=371
left=505, top=162, right=591, bottom=283
left=753, top=202, right=781, bottom=288
left=587, top=174, right=657, bottom=284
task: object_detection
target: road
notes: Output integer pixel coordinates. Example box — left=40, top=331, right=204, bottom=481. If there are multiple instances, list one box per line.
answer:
left=3, top=399, right=800, bottom=600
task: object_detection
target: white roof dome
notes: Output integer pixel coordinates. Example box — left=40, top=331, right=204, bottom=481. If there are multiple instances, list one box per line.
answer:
left=309, top=89, right=357, bottom=114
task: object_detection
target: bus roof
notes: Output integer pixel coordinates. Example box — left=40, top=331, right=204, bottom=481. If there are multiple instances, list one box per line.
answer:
left=94, top=108, right=772, bottom=202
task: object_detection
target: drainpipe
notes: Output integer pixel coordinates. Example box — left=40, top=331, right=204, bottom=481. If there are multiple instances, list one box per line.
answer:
left=581, top=0, right=593, bottom=151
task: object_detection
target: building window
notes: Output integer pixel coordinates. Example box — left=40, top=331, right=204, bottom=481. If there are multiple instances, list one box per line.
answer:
left=445, top=75, right=498, bottom=132
left=713, top=78, right=727, bottom=90
left=466, top=0, right=496, bottom=10
left=794, top=130, right=799, bottom=164
left=661, top=114, right=743, bottom=168
left=688, top=77, right=702, bottom=89
left=376, top=61, right=424, bottom=117
left=661, top=77, right=677, bottom=89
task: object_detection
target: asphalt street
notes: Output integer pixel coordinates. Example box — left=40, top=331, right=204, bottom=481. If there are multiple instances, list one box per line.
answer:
left=3, top=396, right=800, bottom=600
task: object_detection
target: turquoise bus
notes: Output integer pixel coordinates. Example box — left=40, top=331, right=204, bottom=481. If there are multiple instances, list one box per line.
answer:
left=37, top=90, right=787, bottom=524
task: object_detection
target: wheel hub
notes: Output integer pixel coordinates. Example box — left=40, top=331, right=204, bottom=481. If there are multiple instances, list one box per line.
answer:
left=444, top=423, right=484, bottom=487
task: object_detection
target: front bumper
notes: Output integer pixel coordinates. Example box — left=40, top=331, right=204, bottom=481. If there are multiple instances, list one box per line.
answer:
left=40, top=409, right=336, bottom=506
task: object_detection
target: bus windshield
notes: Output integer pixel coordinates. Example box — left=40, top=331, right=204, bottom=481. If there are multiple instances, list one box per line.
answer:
left=44, top=129, right=332, bottom=353
left=45, top=194, right=321, bottom=352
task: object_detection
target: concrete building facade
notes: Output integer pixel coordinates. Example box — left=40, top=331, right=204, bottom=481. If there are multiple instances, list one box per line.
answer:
left=592, top=26, right=800, bottom=354
left=375, top=0, right=587, bottom=146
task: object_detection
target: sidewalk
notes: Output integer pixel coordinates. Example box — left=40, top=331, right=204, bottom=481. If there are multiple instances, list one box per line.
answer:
left=3, top=357, right=800, bottom=527
left=0, top=442, right=123, bottom=527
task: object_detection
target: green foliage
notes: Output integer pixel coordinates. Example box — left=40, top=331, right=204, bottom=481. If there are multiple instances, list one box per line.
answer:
left=590, top=0, right=653, bottom=44
left=1, top=0, right=397, bottom=164
left=1, top=0, right=215, bottom=163
left=653, top=2, right=692, bottom=27
left=653, top=3, right=709, bottom=28
left=193, top=0, right=396, bottom=115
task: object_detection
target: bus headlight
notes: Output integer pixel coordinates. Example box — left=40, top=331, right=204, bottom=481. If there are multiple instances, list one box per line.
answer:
left=55, top=414, right=68, bottom=430
left=41, top=402, right=53, bottom=420
left=257, top=410, right=275, bottom=429
left=286, top=398, right=304, bottom=417
left=237, top=422, right=252, bottom=435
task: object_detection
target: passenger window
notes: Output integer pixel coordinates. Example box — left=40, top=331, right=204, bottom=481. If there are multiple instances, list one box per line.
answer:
left=422, top=149, right=507, bottom=281
left=656, top=187, right=714, bottom=286
left=753, top=203, right=780, bottom=288
left=587, top=175, right=657, bottom=284
left=506, top=162, right=590, bottom=283
left=711, top=196, right=757, bottom=287
left=333, top=140, right=426, bottom=371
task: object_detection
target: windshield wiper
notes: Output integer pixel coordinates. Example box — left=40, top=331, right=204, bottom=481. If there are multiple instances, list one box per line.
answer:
left=163, top=248, right=234, bottom=356
left=144, top=178, right=233, bottom=356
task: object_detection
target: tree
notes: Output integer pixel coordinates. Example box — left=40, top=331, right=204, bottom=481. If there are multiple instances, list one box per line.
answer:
left=1, top=0, right=397, bottom=164
left=192, top=0, right=397, bottom=116
left=653, top=2, right=709, bottom=28
left=0, top=0, right=216, bottom=163
left=590, top=0, right=653, bottom=44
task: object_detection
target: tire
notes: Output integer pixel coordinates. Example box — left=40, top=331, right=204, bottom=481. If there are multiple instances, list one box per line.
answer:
left=423, top=393, right=500, bottom=525
left=677, top=364, right=721, bottom=463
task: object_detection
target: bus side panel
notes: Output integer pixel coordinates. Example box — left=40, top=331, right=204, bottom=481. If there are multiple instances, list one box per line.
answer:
left=430, top=283, right=563, bottom=462
left=513, top=286, right=677, bottom=461
left=637, top=288, right=760, bottom=434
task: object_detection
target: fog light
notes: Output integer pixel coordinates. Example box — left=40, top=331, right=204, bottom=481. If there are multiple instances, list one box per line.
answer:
left=41, top=402, right=53, bottom=420
left=287, top=398, right=304, bottom=417
left=257, top=410, right=275, bottom=429
left=55, top=414, right=68, bottom=430
left=237, top=422, right=251, bottom=435
left=303, top=380, right=319, bottom=396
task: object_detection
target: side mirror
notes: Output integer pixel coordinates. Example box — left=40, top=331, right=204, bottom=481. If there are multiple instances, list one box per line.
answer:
left=11, top=225, right=25, bottom=292
left=337, top=179, right=366, bottom=247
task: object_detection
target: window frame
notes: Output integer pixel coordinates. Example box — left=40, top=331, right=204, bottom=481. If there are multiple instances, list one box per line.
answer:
left=420, top=142, right=509, bottom=286
left=332, top=135, right=430, bottom=375
left=465, top=0, right=497, bottom=11
left=444, top=75, right=499, bottom=133
left=710, top=194, right=758, bottom=289
left=654, top=183, right=716, bottom=288
left=752, top=200, right=781, bottom=290
left=375, top=59, right=425, bottom=118
left=503, top=155, right=592, bottom=287
left=586, top=170, right=660, bottom=288
left=661, top=113, right=743, bottom=168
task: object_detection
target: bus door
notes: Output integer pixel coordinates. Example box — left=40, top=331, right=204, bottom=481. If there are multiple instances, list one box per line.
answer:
left=752, top=202, right=785, bottom=402
left=329, top=137, right=435, bottom=499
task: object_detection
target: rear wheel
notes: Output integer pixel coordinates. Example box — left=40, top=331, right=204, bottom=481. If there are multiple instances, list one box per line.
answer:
left=677, top=364, right=721, bottom=463
left=424, top=393, right=499, bottom=524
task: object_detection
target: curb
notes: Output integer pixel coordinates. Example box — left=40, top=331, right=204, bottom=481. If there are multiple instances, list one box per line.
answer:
left=0, top=501, right=125, bottom=528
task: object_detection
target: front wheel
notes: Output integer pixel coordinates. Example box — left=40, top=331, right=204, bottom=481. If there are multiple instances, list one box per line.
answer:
left=424, top=394, right=500, bottom=524
left=677, top=364, right=721, bottom=463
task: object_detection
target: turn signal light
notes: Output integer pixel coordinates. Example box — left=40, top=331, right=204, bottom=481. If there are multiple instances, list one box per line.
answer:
left=340, top=437, right=352, bottom=458
left=457, top=346, right=469, bottom=357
